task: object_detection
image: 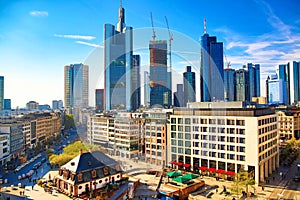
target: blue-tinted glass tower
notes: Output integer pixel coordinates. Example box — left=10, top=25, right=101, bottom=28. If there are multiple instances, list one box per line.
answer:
left=0, top=76, right=3, bottom=110
left=4, top=99, right=11, bottom=110
left=104, top=2, right=133, bottom=111
left=183, top=66, right=196, bottom=106
left=288, top=61, right=300, bottom=104
left=131, top=55, right=141, bottom=111
left=224, top=68, right=236, bottom=101
left=247, top=63, right=260, bottom=99
left=174, top=84, right=184, bottom=107
left=149, top=40, right=170, bottom=107
left=235, top=68, right=249, bottom=101
left=95, top=89, right=104, bottom=111
left=200, top=33, right=224, bottom=102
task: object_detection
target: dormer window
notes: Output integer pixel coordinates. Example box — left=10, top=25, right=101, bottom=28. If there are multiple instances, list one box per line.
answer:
left=103, top=167, right=109, bottom=175
left=77, top=173, right=83, bottom=182
left=88, top=161, right=92, bottom=166
left=92, top=169, right=96, bottom=178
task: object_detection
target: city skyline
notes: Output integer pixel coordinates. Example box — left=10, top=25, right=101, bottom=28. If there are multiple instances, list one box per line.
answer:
left=1, top=0, right=300, bottom=108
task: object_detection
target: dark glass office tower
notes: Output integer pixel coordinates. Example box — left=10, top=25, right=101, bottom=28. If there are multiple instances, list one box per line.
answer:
left=224, top=68, right=236, bottom=101
left=235, top=68, right=249, bottom=101
left=149, top=40, right=171, bottom=107
left=131, top=55, right=141, bottom=111
left=247, top=63, right=260, bottom=99
left=95, top=89, right=104, bottom=111
left=183, top=66, right=196, bottom=106
left=104, top=2, right=133, bottom=111
left=64, top=63, right=89, bottom=114
left=200, top=33, right=224, bottom=102
left=174, top=84, right=184, bottom=107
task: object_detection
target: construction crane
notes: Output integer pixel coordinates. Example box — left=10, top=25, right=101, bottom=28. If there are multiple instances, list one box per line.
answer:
left=165, top=16, right=173, bottom=107
left=224, top=51, right=231, bottom=69
left=149, top=12, right=156, bottom=88
left=150, top=12, right=156, bottom=41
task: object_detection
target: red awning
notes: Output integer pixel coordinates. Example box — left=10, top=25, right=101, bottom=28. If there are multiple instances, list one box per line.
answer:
left=177, top=162, right=184, bottom=166
left=216, top=169, right=226, bottom=174
left=226, top=171, right=235, bottom=176
left=199, top=166, right=208, bottom=171
left=208, top=168, right=216, bottom=172
left=170, top=161, right=177, bottom=165
left=184, top=163, right=191, bottom=168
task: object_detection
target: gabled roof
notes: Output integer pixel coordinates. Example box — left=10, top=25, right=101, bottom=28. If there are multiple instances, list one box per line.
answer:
left=62, top=151, right=118, bottom=173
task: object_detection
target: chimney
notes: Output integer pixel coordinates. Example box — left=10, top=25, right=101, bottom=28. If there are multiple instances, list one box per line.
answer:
left=79, top=149, right=82, bottom=155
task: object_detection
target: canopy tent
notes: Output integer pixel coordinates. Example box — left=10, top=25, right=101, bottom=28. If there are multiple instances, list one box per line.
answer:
left=208, top=168, right=216, bottom=172
left=172, top=176, right=190, bottom=183
left=199, top=166, right=208, bottom=171
left=184, top=163, right=191, bottom=168
left=216, top=169, right=226, bottom=174
left=182, top=173, right=199, bottom=180
left=226, top=171, right=235, bottom=176
left=177, top=162, right=184, bottom=166
left=169, top=161, right=177, bottom=165
left=166, top=171, right=182, bottom=178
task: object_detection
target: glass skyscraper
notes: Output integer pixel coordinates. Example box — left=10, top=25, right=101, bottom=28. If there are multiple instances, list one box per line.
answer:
left=64, top=63, right=89, bottom=114
left=149, top=40, right=171, bottom=107
left=131, top=55, right=141, bottom=111
left=235, top=68, right=249, bottom=102
left=183, top=66, right=196, bottom=106
left=104, top=3, right=133, bottom=111
left=247, top=63, right=260, bottom=99
left=173, top=84, right=184, bottom=107
left=0, top=76, right=3, bottom=110
left=95, top=89, right=104, bottom=111
left=224, top=68, right=236, bottom=101
left=266, top=74, right=287, bottom=104
left=200, top=33, right=224, bottom=102
left=288, top=61, right=300, bottom=104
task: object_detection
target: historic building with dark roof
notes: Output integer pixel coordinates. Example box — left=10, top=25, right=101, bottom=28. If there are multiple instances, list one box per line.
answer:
left=54, top=150, right=122, bottom=196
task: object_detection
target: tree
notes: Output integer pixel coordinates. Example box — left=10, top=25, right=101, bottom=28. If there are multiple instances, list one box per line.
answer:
left=64, top=114, right=75, bottom=130
left=46, top=148, right=55, bottom=159
left=230, top=171, right=256, bottom=196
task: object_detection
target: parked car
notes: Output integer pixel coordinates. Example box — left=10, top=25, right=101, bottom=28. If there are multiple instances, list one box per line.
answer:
left=41, top=158, right=46, bottom=163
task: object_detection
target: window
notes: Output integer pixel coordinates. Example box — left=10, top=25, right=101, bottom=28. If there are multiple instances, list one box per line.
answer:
left=236, top=120, right=245, bottom=126
left=185, top=126, right=191, bottom=132
left=178, top=140, right=183, bottom=146
left=178, top=126, right=183, bottom=131
left=178, top=148, right=183, bottom=154
left=178, top=118, right=183, bottom=124
left=171, top=147, right=177, bottom=153
left=239, top=138, right=245, bottom=144
left=77, top=173, right=83, bottom=182
left=185, top=141, right=191, bottom=147
left=171, top=125, right=176, bottom=131
left=171, top=139, right=176, bottom=145
left=171, top=118, right=176, bottom=124
left=178, top=133, right=183, bottom=139
left=92, top=169, right=96, bottom=178
left=185, top=133, right=191, bottom=139
left=185, top=149, right=191, bottom=155
left=185, top=118, right=191, bottom=124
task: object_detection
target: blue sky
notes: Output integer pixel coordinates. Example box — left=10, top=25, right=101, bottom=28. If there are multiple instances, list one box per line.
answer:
left=1, top=0, right=300, bottom=108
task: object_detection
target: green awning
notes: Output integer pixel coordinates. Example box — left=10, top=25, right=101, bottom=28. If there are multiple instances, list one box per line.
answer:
left=166, top=171, right=181, bottom=178
left=172, top=176, right=190, bottom=183
left=182, top=173, right=199, bottom=180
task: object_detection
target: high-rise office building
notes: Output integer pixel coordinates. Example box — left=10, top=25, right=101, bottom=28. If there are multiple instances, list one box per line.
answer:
left=104, top=2, right=133, bottom=111
left=278, top=64, right=290, bottom=104
left=247, top=63, right=260, bottom=99
left=144, top=71, right=150, bottom=108
left=288, top=61, right=300, bottom=104
left=149, top=40, right=171, bottom=107
left=131, top=55, right=141, bottom=111
left=183, top=66, right=196, bottom=106
left=0, top=76, right=3, bottom=110
left=236, top=68, right=249, bottom=102
left=95, top=89, right=104, bottom=111
left=173, top=84, right=184, bottom=107
left=52, top=100, right=63, bottom=110
left=224, top=68, right=236, bottom=101
left=64, top=63, right=89, bottom=114
left=200, top=30, right=224, bottom=102
left=3, top=99, right=11, bottom=110
left=266, top=74, right=287, bottom=104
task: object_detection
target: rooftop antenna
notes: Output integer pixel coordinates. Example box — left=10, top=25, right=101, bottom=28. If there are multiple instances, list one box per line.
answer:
left=204, top=18, right=207, bottom=34
left=120, top=0, right=122, bottom=7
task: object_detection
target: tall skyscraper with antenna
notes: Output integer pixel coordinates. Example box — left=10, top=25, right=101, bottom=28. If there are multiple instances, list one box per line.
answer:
left=200, top=19, right=224, bottom=102
left=104, top=1, right=134, bottom=111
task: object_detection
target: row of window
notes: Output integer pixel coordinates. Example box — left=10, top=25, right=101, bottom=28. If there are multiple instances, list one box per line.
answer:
left=259, top=132, right=277, bottom=144
left=171, top=118, right=246, bottom=126
left=258, top=117, right=276, bottom=126
left=259, top=147, right=277, bottom=162
left=258, top=124, right=277, bottom=135
left=259, top=139, right=277, bottom=153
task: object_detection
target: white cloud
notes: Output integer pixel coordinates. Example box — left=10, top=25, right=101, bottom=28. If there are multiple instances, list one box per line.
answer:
left=76, top=41, right=103, bottom=48
left=54, top=34, right=96, bottom=40
left=29, top=11, right=48, bottom=17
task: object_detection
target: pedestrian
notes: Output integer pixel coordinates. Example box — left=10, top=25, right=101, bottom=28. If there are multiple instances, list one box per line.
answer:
left=32, top=185, right=34, bottom=190
left=262, top=185, right=264, bottom=191
left=20, top=191, right=22, bottom=196
left=273, top=176, right=275, bottom=181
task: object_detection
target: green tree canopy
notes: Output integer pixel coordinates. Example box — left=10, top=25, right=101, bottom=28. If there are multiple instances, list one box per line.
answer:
left=230, top=171, right=256, bottom=196
left=64, top=114, right=75, bottom=129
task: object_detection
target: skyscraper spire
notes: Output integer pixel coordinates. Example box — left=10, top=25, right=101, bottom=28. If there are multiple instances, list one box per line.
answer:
left=117, top=0, right=125, bottom=32
left=204, top=18, right=207, bottom=34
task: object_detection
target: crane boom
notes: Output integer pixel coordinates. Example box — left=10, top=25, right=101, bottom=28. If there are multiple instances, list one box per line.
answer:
left=150, top=12, right=156, bottom=41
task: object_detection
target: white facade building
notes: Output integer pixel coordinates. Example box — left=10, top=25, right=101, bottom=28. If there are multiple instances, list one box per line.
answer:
left=168, top=107, right=279, bottom=184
